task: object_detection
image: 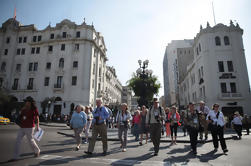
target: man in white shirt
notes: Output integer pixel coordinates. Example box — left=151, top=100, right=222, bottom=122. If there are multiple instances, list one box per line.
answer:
left=231, top=111, right=243, bottom=139
left=206, top=103, right=228, bottom=153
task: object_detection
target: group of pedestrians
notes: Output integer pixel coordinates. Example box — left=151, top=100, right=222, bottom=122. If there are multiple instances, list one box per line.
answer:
left=9, top=96, right=250, bottom=162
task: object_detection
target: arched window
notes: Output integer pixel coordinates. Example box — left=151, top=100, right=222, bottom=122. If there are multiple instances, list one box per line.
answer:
left=215, top=36, right=221, bottom=46
left=224, top=36, right=230, bottom=45
left=59, top=58, right=64, bottom=68
left=1, top=62, right=6, bottom=71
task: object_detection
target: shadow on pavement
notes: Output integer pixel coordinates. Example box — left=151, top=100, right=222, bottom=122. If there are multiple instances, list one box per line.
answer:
left=111, top=152, right=154, bottom=166
left=198, top=150, right=224, bottom=162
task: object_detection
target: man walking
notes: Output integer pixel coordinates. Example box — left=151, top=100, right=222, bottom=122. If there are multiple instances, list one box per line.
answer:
left=197, top=101, right=210, bottom=140
left=146, top=98, right=165, bottom=156
left=85, top=98, right=110, bottom=155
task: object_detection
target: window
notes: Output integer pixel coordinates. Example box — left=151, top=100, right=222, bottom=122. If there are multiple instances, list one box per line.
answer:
left=202, top=86, right=206, bottom=97
left=46, top=62, right=51, bottom=69
left=72, top=76, right=77, bottom=86
left=224, top=36, right=230, bottom=45
left=23, top=37, right=27, bottom=43
left=230, top=82, right=237, bottom=93
left=31, top=47, right=35, bottom=54
left=92, top=79, right=94, bottom=88
left=17, top=48, right=21, bottom=55
left=215, top=36, right=221, bottom=46
left=18, top=37, right=22, bottom=43
left=220, top=83, right=227, bottom=93
left=73, top=61, right=78, bottom=68
left=13, top=78, right=19, bottom=90
left=33, top=62, right=38, bottom=71
left=201, top=66, right=204, bottom=77
left=44, top=77, right=50, bottom=86
left=4, top=49, right=8, bottom=55
left=199, top=43, right=201, bottom=52
left=1, top=62, right=6, bottom=72
left=227, top=61, right=234, bottom=72
left=56, top=76, right=63, bottom=88
left=61, top=44, right=65, bottom=51
left=62, top=32, right=66, bottom=38
left=196, top=47, right=199, bottom=55
left=59, top=58, right=64, bottom=68
left=93, top=63, right=95, bottom=74
left=75, top=43, right=79, bottom=50
left=76, top=31, right=80, bottom=38
left=36, top=47, right=40, bottom=54
left=99, top=67, right=102, bottom=77
left=218, top=61, right=224, bottom=72
left=28, top=78, right=34, bottom=89
left=50, top=33, right=54, bottom=39
left=48, top=45, right=53, bottom=52
left=33, top=36, right=37, bottom=42
left=16, top=64, right=21, bottom=72
left=6, top=37, right=10, bottom=44
left=21, top=48, right=25, bottom=55
left=38, top=35, right=42, bottom=41
left=29, top=63, right=33, bottom=71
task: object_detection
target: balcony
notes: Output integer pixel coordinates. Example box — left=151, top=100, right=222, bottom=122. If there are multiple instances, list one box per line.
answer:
left=218, top=92, right=243, bottom=100
left=219, top=73, right=236, bottom=79
left=53, top=84, right=64, bottom=92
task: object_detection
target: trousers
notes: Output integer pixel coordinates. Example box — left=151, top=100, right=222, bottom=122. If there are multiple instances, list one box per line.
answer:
left=150, top=123, right=161, bottom=153
left=14, top=127, right=40, bottom=159
left=73, top=128, right=83, bottom=146
left=211, top=126, right=227, bottom=150
left=118, top=125, right=128, bottom=148
left=88, top=123, right=107, bottom=153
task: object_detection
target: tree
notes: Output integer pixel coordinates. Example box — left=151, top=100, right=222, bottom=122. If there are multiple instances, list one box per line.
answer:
left=127, top=73, right=161, bottom=107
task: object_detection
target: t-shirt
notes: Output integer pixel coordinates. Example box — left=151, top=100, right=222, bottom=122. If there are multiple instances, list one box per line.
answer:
left=20, top=108, right=39, bottom=128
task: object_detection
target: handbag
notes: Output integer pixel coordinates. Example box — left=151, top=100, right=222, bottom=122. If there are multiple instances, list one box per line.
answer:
left=15, top=114, right=22, bottom=127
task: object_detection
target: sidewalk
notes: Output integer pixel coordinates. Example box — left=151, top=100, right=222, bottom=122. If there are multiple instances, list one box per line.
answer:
left=56, top=126, right=241, bottom=143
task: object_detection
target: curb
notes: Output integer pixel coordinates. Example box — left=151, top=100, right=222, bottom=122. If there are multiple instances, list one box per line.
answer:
left=57, top=131, right=234, bottom=143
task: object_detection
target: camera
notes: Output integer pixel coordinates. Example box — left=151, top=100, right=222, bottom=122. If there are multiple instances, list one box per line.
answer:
left=94, top=116, right=99, bottom=124
left=122, top=121, right=128, bottom=127
left=155, top=115, right=160, bottom=122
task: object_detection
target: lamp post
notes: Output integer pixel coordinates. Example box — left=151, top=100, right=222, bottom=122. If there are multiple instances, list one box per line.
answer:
left=136, top=59, right=153, bottom=107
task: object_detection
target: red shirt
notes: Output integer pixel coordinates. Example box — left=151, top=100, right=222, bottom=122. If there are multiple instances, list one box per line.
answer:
left=20, top=108, right=39, bottom=128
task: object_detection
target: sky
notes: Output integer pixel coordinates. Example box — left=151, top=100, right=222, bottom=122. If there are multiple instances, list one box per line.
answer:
left=0, top=0, right=251, bottom=97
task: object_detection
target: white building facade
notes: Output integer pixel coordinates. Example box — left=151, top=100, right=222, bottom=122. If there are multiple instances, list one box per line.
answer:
left=0, top=18, right=118, bottom=116
left=176, top=21, right=251, bottom=116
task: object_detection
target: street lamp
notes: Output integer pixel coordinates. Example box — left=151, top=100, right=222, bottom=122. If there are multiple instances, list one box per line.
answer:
left=136, top=59, right=153, bottom=107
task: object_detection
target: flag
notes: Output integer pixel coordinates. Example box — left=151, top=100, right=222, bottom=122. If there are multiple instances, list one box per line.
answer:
left=13, top=7, right=16, bottom=20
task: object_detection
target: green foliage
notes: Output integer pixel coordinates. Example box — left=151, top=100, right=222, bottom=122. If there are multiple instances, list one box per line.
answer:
left=127, top=72, right=161, bottom=106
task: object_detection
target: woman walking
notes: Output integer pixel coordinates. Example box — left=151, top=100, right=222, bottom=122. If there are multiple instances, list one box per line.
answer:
left=116, top=103, right=132, bottom=152
left=70, top=105, right=87, bottom=151
left=84, top=106, right=93, bottom=144
left=10, top=97, right=40, bottom=161
left=231, top=111, right=243, bottom=139
left=207, top=103, right=228, bottom=153
left=168, top=106, right=180, bottom=145
left=139, top=105, right=149, bottom=145
left=164, top=108, right=171, bottom=137
left=132, top=110, right=141, bottom=141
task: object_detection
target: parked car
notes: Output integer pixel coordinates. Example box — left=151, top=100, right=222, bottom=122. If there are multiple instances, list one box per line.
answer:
left=0, top=116, right=10, bottom=125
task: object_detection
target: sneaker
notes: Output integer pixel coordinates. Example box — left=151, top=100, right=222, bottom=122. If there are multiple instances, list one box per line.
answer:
left=139, top=142, right=143, bottom=146
left=75, top=147, right=79, bottom=151
left=223, top=149, right=228, bottom=153
left=154, top=152, right=158, bottom=156
left=84, top=151, right=92, bottom=155
left=122, top=148, right=127, bottom=152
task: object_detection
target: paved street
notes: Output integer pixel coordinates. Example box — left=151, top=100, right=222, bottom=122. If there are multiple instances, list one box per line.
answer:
left=0, top=124, right=251, bottom=166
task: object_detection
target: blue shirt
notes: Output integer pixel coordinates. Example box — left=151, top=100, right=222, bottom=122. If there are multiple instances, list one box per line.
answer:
left=70, top=111, right=87, bottom=129
left=92, top=106, right=110, bottom=124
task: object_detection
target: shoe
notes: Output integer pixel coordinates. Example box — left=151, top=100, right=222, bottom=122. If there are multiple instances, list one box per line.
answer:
left=84, top=151, right=92, bottom=155
left=75, top=147, right=79, bottom=151
left=139, top=142, right=143, bottom=146
left=102, top=151, right=107, bottom=156
left=34, top=152, right=40, bottom=157
left=83, top=141, right=88, bottom=144
left=8, top=158, right=18, bottom=162
left=213, top=148, right=218, bottom=152
left=223, top=149, right=228, bottom=153
left=122, top=148, right=127, bottom=152
left=193, top=151, right=197, bottom=155
left=120, top=145, right=122, bottom=148
left=154, top=152, right=158, bottom=156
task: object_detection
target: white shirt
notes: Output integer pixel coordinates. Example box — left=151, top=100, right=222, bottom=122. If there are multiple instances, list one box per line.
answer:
left=116, top=110, right=132, bottom=125
left=197, top=105, right=210, bottom=115
left=231, top=116, right=243, bottom=125
left=206, top=110, right=225, bottom=127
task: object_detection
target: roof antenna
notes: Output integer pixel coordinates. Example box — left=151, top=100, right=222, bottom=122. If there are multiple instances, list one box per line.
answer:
left=13, top=6, right=16, bottom=20
left=212, top=1, right=216, bottom=25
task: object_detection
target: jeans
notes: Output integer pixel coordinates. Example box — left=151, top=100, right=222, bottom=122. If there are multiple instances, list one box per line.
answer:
left=118, top=125, right=128, bottom=148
